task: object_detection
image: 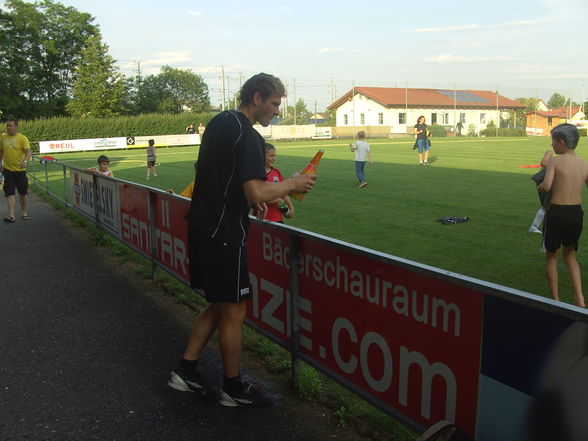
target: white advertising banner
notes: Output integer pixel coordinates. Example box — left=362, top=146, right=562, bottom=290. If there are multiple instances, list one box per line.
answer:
left=130, top=134, right=200, bottom=148
left=70, top=170, right=121, bottom=237
left=40, top=137, right=127, bottom=154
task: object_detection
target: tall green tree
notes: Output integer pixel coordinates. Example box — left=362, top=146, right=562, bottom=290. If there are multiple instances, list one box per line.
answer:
left=515, top=97, right=540, bottom=113
left=279, top=98, right=310, bottom=124
left=66, top=35, right=127, bottom=118
left=136, top=66, right=210, bottom=114
left=0, top=0, right=99, bottom=118
left=547, top=92, right=566, bottom=109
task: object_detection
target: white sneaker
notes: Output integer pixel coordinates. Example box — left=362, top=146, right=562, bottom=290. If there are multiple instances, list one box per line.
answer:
left=528, top=225, right=542, bottom=233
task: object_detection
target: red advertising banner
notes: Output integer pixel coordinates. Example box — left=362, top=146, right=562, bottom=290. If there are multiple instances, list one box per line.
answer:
left=119, top=184, right=190, bottom=283
left=247, top=223, right=483, bottom=435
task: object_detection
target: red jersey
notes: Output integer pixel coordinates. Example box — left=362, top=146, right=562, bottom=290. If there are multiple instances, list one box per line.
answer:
left=265, top=167, right=285, bottom=222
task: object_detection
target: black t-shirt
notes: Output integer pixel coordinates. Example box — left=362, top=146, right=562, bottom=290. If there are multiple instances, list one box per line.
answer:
left=414, top=123, right=427, bottom=140
left=187, top=126, right=196, bottom=134
left=187, top=110, right=267, bottom=246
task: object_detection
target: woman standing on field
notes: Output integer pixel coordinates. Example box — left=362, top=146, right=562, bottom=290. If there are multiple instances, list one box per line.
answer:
left=414, top=115, right=431, bottom=165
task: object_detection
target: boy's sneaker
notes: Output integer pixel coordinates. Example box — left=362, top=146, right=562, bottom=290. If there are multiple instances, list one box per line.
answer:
left=219, top=380, right=272, bottom=407
left=359, top=182, right=368, bottom=188
left=168, top=370, right=210, bottom=396
left=528, top=225, right=542, bottom=233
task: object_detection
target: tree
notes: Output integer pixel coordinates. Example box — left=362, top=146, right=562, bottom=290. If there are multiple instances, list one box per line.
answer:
left=279, top=98, right=310, bottom=125
left=548, top=92, right=566, bottom=109
left=136, top=66, right=210, bottom=114
left=515, top=97, right=540, bottom=113
left=0, top=0, right=99, bottom=119
left=66, top=35, right=128, bottom=118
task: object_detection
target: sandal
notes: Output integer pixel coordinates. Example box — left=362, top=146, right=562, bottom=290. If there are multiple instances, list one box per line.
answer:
left=22, top=215, right=30, bottom=220
left=3, top=216, right=16, bottom=223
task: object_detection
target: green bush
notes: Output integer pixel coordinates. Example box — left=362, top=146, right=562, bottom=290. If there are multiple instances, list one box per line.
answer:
left=18, top=112, right=216, bottom=143
left=467, top=124, right=478, bottom=137
left=579, top=128, right=587, bottom=137
left=427, top=124, right=447, bottom=137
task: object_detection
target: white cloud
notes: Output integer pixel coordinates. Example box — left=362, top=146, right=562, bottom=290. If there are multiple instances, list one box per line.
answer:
left=188, top=10, right=203, bottom=18
left=144, top=51, right=192, bottom=66
left=424, top=54, right=513, bottom=63
left=318, top=47, right=343, bottom=54
left=413, top=20, right=543, bottom=33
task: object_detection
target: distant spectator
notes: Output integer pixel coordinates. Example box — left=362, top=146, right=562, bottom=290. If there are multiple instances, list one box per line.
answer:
left=349, top=130, right=372, bottom=188
left=456, top=121, right=464, bottom=136
left=198, top=122, right=205, bottom=137
left=146, top=139, right=157, bottom=180
left=414, top=115, right=431, bottom=165
left=186, top=124, right=196, bottom=134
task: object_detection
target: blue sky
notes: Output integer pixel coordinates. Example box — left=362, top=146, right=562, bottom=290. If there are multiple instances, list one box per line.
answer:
left=7, top=0, right=588, bottom=110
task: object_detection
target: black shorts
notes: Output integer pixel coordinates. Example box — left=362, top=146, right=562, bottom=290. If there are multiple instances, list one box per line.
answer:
left=3, top=169, right=28, bottom=197
left=147, top=160, right=155, bottom=167
left=188, top=227, right=251, bottom=303
left=544, top=204, right=583, bottom=252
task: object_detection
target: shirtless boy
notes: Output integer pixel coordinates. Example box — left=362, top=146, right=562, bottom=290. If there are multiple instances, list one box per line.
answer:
left=538, top=123, right=588, bottom=307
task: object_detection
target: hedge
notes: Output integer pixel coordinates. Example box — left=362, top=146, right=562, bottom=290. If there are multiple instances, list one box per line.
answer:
left=18, top=112, right=216, bottom=143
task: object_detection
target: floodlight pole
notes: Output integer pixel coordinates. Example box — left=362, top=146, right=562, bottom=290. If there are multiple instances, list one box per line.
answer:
left=496, top=86, right=499, bottom=137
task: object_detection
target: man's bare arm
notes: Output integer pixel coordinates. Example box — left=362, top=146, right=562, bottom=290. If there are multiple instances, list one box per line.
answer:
left=243, top=174, right=316, bottom=205
left=538, top=158, right=556, bottom=193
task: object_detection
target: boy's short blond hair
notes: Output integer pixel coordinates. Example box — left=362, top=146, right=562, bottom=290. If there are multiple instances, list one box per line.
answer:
left=357, top=131, right=366, bottom=139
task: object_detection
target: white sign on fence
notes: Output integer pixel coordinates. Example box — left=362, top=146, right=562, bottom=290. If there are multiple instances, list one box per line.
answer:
left=40, top=137, right=127, bottom=154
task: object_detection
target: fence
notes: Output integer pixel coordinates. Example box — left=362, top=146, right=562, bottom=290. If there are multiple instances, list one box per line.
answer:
left=31, top=156, right=588, bottom=441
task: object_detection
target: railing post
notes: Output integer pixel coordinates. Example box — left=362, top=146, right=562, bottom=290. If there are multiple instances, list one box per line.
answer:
left=148, top=190, right=159, bottom=282
left=44, top=163, right=49, bottom=195
left=288, top=234, right=301, bottom=386
left=31, top=156, right=37, bottom=186
left=62, top=165, right=68, bottom=207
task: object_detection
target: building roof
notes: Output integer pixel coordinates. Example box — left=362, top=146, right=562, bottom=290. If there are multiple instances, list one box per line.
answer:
left=327, top=87, right=524, bottom=110
left=525, top=106, right=583, bottom=118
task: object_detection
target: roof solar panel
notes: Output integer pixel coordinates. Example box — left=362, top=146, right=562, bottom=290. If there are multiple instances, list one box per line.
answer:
left=435, top=90, right=490, bottom=103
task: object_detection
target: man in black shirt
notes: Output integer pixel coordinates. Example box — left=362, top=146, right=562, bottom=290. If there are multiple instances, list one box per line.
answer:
left=169, top=73, right=316, bottom=407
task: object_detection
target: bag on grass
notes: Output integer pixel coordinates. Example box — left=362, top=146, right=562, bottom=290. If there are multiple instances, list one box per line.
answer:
left=436, top=216, right=470, bottom=225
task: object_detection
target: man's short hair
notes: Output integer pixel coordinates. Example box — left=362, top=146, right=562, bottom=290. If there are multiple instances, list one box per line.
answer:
left=148, top=139, right=155, bottom=146
left=551, top=123, right=580, bottom=149
left=6, top=117, right=18, bottom=126
left=238, top=73, right=285, bottom=106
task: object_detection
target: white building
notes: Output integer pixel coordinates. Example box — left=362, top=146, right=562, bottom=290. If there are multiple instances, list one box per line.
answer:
left=328, top=87, right=525, bottom=135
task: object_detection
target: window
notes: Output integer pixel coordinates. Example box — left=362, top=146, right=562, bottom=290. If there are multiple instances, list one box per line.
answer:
left=431, top=113, right=437, bottom=124
left=360, top=113, right=365, bottom=125
left=548, top=117, right=553, bottom=126
left=460, top=113, right=466, bottom=124
left=378, top=113, right=383, bottom=124
left=343, top=114, right=348, bottom=125
left=399, top=113, right=406, bottom=124
left=480, top=113, right=486, bottom=124
left=441, top=113, right=449, bottom=124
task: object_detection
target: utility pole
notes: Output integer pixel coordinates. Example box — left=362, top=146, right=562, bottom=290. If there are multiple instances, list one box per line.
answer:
left=220, top=66, right=226, bottom=111
left=496, top=86, right=499, bottom=137
left=293, top=77, right=297, bottom=126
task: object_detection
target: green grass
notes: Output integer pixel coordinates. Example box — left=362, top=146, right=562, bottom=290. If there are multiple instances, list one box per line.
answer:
left=34, top=136, right=588, bottom=305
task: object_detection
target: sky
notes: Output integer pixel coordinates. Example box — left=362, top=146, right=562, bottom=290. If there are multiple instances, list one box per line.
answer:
left=6, top=0, right=588, bottom=110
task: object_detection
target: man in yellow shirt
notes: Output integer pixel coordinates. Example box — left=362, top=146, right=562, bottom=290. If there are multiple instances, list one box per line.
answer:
left=0, top=118, right=32, bottom=222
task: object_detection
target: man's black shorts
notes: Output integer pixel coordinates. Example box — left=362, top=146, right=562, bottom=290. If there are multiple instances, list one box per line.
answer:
left=544, top=204, right=584, bottom=252
left=188, top=227, right=251, bottom=303
left=3, top=169, right=28, bottom=197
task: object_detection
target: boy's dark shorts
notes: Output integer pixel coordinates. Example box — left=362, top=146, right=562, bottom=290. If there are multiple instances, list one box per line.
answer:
left=3, top=169, right=28, bottom=197
left=147, top=160, right=155, bottom=167
left=188, top=227, right=251, bottom=303
left=544, top=204, right=583, bottom=252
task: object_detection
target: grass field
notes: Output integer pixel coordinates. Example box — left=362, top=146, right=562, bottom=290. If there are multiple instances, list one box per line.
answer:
left=35, top=135, right=588, bottom=306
